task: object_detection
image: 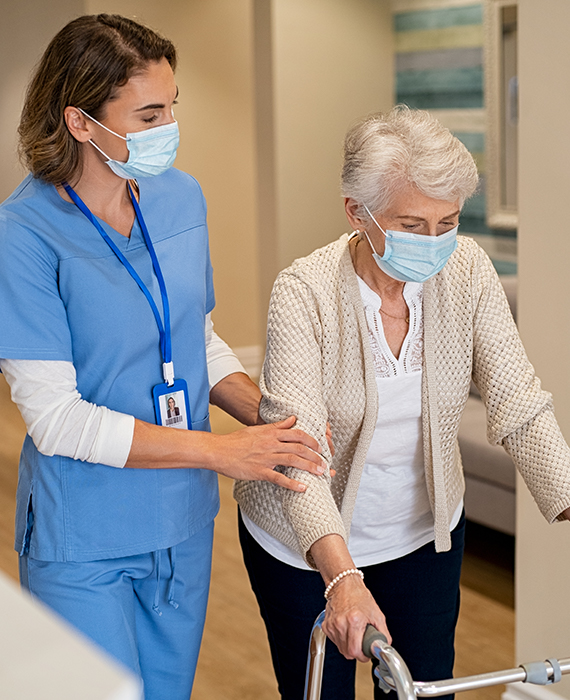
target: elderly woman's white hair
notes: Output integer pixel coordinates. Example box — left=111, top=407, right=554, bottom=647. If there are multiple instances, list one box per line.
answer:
left=341, top=105, right=479, bottom=222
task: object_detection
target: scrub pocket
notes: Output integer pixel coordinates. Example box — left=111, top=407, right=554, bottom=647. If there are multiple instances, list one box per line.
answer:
left=191, top=414, right=210, bottom=432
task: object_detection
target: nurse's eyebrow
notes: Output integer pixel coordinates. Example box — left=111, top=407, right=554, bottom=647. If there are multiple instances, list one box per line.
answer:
left=135, top=103, right=166, bottom=111
left=135, top=87, right=179, bottom=112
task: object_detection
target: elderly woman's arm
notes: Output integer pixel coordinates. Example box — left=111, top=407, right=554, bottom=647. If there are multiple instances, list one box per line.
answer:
left=502, top=408, right=570, bottom=521
left=257, top=271, right=344, bottom=548
left=471, top=249, right=570, bottom=520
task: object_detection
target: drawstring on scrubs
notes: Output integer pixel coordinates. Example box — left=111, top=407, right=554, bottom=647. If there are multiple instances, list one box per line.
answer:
left=152, top=546, right=179, bottom=615
left=153, top=549, right=162, bottom=616
left=168, top=546, right=179, bottom=609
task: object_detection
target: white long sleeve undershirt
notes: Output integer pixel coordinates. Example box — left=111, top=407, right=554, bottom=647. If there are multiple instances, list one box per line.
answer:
left=0, top=314, right=245, bottom=468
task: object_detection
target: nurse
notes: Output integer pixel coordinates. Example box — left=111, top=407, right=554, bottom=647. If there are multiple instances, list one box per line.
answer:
left=0, top=14, right=326, bottom=700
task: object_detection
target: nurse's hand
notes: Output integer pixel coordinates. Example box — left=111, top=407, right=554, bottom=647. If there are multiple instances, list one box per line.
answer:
left=209, top=415, right=328, bottom=490
left=128, top=416, right=325, bottom=483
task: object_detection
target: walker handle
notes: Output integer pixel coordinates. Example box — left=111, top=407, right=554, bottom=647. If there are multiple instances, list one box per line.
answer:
left=362, top=624, right=388, bottom=658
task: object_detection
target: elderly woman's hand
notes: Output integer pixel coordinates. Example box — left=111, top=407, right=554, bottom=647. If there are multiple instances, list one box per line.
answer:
left=323, top=575, right=391, bottom=662
left=562, top=507, right=570, bottom=520
left=311, top=534, right=390, bottom=661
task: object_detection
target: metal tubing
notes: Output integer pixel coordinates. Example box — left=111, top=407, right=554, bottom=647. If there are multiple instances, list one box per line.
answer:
left=372, top=656, right=570, bottom=698
left=552, top=659, right=570, bottom=676
left=414, top=669, right=527, bottom=696
left=412, top=658, right=570, bottom=697
left=369, top=640, right=416, bottom=700
left=303, top=611, right=327, bottom=700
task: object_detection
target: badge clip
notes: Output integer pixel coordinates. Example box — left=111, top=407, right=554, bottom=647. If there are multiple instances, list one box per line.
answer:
left=163, top=361, right=175, bottom=387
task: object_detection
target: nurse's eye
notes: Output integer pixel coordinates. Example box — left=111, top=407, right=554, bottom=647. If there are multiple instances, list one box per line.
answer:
left=143, top=114, right=159, bottom=124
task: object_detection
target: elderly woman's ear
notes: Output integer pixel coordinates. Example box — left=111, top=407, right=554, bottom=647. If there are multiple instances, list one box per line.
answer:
left=344, top=198, right=366, bottom=231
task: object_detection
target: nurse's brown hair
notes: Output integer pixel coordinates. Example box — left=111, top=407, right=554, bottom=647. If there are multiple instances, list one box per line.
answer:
left=18, top=14, right=177, bottom=185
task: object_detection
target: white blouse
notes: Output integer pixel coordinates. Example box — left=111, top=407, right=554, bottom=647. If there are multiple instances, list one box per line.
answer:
left=349, top=277, right=461, bottom=566
left=243, top=277, right=461, bottom=569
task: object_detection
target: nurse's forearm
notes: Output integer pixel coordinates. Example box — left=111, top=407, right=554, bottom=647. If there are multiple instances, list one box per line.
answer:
left=126, top=418, right=221, bottom=469
left=125, top=416, right=327, bottom=491
left=209, top=371, right=264, bottom=427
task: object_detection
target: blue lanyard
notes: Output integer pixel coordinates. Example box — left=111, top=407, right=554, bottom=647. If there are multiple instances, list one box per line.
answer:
left=63, top=182, right=175, bottom=385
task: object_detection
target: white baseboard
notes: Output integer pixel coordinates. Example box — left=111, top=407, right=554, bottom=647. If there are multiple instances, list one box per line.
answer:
left=233, top=345, right=263, bottom=382
left=503, top=682, right=567, bottom=700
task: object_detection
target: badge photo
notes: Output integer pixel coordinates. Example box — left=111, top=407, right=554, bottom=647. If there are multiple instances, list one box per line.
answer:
left=153, top=378, right=191, bottom=429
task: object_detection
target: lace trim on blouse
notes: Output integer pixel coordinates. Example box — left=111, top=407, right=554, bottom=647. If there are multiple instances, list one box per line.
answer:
left=357, top=277, right=424, bottom=378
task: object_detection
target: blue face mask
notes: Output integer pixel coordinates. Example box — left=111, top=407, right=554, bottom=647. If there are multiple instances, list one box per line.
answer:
left=78, top=108, right=179, bottom=179
left=362, top=204, right=458, bottom=283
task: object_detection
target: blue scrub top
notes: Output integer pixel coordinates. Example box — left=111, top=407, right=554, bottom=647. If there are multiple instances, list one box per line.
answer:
left=0, top=169, right=220, bottom=562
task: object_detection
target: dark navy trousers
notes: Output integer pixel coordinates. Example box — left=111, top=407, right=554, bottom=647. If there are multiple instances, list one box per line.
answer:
left=239, top=510, right=465, bottom=700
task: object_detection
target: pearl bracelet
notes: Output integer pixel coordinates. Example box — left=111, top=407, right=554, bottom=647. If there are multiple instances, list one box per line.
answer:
left=324, top=568, right=364, bottom=600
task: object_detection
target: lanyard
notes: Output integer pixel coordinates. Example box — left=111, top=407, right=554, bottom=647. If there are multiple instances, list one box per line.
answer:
left=63, top=182, right=175, bottom=386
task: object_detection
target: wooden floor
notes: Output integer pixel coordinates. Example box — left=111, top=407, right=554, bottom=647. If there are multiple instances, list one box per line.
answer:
left=0, top=377, right=514, bottom=700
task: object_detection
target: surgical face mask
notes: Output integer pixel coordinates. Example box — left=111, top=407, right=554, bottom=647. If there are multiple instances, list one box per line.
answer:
left=78, top=107, right=179, bottom=178
left=362, top=204, right=458, bottom=283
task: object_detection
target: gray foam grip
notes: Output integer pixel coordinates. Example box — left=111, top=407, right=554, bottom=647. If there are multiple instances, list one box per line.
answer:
left=362, top=625, right=388, bottom=658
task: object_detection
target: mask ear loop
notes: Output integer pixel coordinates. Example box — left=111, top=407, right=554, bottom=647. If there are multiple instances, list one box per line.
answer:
left=85, top=139, right=114, bottom=162
left=362, top=205, right=389, bottom=259
left=76, top=107, right=127, bottom=141
left=363, top=204, right=387, bottom=236
left=363, top=229, right=382, bottom=257
left=74, top=107, right=128, bottom=164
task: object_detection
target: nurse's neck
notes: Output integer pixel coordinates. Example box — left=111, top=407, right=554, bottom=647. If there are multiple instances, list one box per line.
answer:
left=57, top=150, right=138, bottom=238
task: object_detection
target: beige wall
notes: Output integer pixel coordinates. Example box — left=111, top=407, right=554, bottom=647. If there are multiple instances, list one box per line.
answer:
left=255, top=0, right=394, bottom=340
left=1, top=0, right=393, bottom=350
left=271, top=0, right=394, bottom=271
left=87, top=0, right=262, bottom=348
left=516, top=0, right=570, bottom=693
left=0, top=0, right=83, bottom=200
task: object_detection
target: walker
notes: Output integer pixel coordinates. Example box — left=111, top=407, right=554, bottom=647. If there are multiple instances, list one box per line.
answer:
left=304, top=611, right=570, bottom=700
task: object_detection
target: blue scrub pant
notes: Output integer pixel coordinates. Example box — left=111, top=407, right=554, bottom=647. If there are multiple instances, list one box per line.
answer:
left=20, top=522, right=214, bottom=700
left=239, top=510, right=465, bottom=700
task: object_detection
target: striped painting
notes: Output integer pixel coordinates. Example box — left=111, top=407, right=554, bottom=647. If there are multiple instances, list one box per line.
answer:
left=393, top=0, right=516, bottom=274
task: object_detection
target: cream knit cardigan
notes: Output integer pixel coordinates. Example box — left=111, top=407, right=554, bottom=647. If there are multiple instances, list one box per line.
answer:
left=234, top=234, right=570, bottom=565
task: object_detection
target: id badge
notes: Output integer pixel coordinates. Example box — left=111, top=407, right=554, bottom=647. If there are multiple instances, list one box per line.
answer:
left=153, top=378, right=192, bottom=429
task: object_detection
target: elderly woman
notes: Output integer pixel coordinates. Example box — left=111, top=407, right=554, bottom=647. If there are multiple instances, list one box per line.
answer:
left=235, top=107, right=570, bottom=700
